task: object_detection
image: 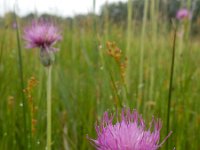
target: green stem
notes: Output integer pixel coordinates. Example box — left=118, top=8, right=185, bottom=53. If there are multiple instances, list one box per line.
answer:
left=93, top=0, right=97, bottom=35
left=108, top=68, right=123, bottom=109
left=138, top=0, right=148, bottom=110
left=126, top=0, right=132, bottom=91
left=15, top=14, right=30, bottom=149
left=166, top=26, right=177, bottom=150
left=149, top=0, right=157, bottom=102
left=0, top=26, right=6, bottom=64
left=104, top=0, right=109, bottom=41
left=46, top=66, right=52, bottom=150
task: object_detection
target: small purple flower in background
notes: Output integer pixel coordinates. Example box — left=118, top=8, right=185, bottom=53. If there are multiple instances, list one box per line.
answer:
left=176, top=8, right=190, bottom=20
left=23, top=19, right=62, bottom=66
left=12, top=22, right=17, bottom=29
left=89, top=109, right=172, bottom=150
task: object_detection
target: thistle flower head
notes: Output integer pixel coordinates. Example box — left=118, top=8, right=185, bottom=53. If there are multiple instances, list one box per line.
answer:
left=89, top=109, right=172, bottom=150
left=176, top=8, right=190, bottom=20
left=23, top=19, right=62, bottom=51
left=23, top=19, right=62, bottom=67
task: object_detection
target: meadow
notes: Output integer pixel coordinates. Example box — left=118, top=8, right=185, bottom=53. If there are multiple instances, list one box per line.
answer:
left=0, top=2, right=200, bottom=150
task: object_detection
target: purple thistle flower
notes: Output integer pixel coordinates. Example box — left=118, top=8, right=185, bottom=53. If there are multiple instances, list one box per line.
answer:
left=89, top=109, right=172, bottom=150
left=23, top=19, right=62, bottom=51
left=12, top=22, right=17, bottom=29
left=176, top=8, right=190, bottom=20
left=23, top=19, right=62, bottom=66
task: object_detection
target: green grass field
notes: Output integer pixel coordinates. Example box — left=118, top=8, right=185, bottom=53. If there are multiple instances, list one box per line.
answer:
left=0, top=3, right=200, bottom=150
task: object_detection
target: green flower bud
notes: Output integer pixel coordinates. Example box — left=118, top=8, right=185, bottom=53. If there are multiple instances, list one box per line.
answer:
left=40, top=49, right=55, bottom=67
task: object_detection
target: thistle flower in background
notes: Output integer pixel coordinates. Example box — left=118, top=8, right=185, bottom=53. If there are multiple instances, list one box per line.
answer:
left=23, top=19, right=62, bottom=66
left=89, top=109, right=172, bottom=150
left=12, top=22, right=17, bottom=29
left=176, top=8, right=190, bottom=21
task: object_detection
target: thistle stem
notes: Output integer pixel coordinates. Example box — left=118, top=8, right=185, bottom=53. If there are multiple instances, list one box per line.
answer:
left=46, top=66, right=52, bottom=150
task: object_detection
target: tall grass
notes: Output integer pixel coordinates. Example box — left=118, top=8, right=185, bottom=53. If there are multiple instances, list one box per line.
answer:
left=166, top=25, right=177, bottom=150
left=138, top=0, right=148, bottom=110
left=14, top=14, right=30, bottom=150
left=126, top=0, right=133, bottom=92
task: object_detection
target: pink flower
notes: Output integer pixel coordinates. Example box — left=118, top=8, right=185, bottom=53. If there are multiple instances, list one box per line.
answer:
left=23, top=19, right=62, bottom=66
left=176, top=8, right=190, bottom=20
left=23, top=19, right=62, bottom=51
left=12, top=22, right=17, bottom=29
left=89, top=109, right=172, bottom=150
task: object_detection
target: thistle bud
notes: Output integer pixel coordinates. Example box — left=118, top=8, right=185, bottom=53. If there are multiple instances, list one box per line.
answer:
left=40, top=49, right=55, bottom=67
